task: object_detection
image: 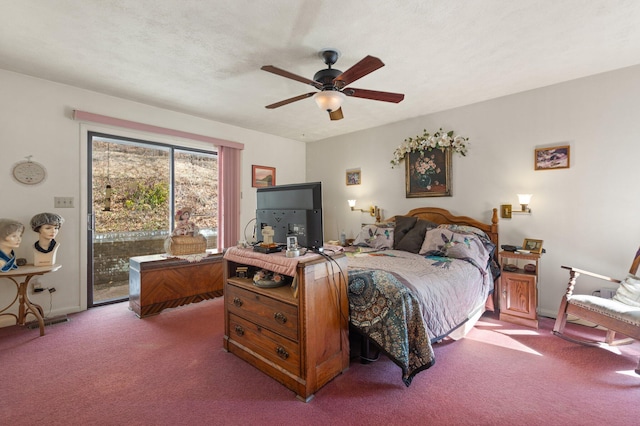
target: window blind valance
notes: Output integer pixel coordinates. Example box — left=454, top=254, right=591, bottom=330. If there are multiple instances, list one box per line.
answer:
left=73, top=110, right=244, bottom=150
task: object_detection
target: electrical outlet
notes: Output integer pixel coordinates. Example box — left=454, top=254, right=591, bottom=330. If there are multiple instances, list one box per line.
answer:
left=32, top=279, right=42, bottom=293
left=54, top=196, right=74, bottom=208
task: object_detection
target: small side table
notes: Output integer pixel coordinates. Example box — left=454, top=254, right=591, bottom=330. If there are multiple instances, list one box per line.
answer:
left=0, top=264, right=62, bottom=336
left=498, top=251, right=541, bottom=328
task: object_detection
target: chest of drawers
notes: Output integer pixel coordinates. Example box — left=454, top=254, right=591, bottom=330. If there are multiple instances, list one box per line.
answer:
left=223, top=252, right=348, bottom=402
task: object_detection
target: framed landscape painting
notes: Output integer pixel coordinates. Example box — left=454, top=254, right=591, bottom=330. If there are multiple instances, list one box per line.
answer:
left=252, top=165, right=276, bottom=188
left=405, top=148, right=452, bottom=197
left=535, top=145, right=570, bottom=170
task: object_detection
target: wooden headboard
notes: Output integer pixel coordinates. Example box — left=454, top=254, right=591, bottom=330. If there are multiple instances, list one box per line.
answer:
left=391, top=207, right=499, bottom=249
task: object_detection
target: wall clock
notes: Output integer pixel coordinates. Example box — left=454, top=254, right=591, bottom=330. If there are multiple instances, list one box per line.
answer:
left=12, top=159, right=47, bottom=185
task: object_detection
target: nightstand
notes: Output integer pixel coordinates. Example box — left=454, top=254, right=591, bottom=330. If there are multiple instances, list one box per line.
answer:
left=498, top=250, right=541, bottom=328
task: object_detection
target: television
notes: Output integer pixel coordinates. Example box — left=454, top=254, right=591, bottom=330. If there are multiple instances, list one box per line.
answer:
left=256, top=182, right=323, bottom=250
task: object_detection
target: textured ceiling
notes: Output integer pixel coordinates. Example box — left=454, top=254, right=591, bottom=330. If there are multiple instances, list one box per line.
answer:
left=2, top=0, right=640, bottom=142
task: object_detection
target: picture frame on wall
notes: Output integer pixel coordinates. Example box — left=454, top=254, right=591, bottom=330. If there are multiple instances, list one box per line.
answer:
left=346, top=168, right=361, bottom=186
left=522, top=238, right=544, bottom=254
left=535, top=145, right=570, bottom=170
left=252, top=165, right=276, bottom=188
left=405, top=148, right=452, bottom=197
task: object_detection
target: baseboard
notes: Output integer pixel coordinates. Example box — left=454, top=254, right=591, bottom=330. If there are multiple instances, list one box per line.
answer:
left=26, top=315, right=69, bottom=329
left=538, top=308, right=602, bottom=329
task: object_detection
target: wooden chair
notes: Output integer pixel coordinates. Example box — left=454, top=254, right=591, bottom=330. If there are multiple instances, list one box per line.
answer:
left=553, top=247, right=640, bottom=373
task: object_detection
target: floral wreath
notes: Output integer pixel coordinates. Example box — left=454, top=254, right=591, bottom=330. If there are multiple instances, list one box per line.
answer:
left=391, top=128, right=469, bottom=167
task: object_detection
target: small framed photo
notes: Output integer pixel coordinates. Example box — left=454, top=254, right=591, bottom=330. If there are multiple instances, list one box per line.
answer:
left=252, top=165, right=276, bottom=188
left=346, top=168, right=361, bottom=186
left=535, top=145, right=570, bottom=170
left=522, top=238, right=544, bottom=254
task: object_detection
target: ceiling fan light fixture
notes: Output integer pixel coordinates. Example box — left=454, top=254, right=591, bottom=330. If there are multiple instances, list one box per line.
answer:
left=313, top=90, right=345, bottom=112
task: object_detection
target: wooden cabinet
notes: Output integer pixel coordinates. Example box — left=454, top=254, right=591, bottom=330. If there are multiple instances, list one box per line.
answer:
left=498, top=251, right=541, bottom=328
left=129, top=250, right=224, bottom=318
left=223, top=252, right=349, bottom=402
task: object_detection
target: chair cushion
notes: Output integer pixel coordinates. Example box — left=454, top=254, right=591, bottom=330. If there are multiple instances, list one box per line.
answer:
left=568, top=294, right=640, bottom=327
left=613, top=274, right=640, bottom=308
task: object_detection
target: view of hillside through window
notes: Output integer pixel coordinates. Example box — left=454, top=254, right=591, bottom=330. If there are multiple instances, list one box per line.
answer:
left=92, top=141, right=218, bottom=234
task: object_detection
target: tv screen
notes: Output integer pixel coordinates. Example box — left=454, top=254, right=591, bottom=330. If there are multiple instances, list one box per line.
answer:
left=256, top=182, right=323, bottom=249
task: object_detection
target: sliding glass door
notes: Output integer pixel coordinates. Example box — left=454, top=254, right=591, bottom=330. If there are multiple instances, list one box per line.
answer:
left=88, top=132, right=217, bottom=306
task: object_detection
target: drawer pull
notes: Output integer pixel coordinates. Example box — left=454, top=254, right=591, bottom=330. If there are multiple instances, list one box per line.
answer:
left=276, top=346, right=289, bottom=360
left=233, top=297, right=243, bottom=307
left=273, top=312, right=287, bottom=324
left=234, top=325, right=244, bottom=336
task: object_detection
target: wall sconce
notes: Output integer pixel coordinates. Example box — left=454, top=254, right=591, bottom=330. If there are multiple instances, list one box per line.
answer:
left=500, top=204, right=512, bottom=219
left=517, top=193, right=532, bottom=213
left=348, top=199, right=381, bottom=222
left=501, top=194, right=533, bottom=218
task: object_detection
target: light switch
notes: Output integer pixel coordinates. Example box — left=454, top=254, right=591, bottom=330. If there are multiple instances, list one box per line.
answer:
left=54, top=197, right=74, bottom=208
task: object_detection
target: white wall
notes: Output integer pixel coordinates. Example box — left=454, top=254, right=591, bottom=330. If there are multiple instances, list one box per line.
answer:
left=307, top=64, right=640, bottom=317
left=0, top=70, right=305, bottom=324
left=4, top=64, right=640, bottom=324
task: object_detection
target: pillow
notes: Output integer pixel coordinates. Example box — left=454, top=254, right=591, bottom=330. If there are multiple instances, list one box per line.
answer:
left=395, top=218, right=438, bottom=253
left=420, top=228, right=490, bottom=270
left=613, top=274, right=640, bottom=307
left=393, top=216, right=417, bottom=248
left=436, top=224, right=497, bottom=263
left=353, top=224, right=394, bottom=250
left=437, top=224, right=488, bottom=239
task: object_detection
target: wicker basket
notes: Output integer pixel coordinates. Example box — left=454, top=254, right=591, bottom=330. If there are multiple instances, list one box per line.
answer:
left=165, top=234, right=207, bottom=255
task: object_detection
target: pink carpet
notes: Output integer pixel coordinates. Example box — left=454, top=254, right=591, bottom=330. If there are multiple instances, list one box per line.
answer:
left=1, top=298, right=639, bottom=425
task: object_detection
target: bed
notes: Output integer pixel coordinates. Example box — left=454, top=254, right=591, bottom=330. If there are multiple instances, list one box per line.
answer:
left=346, top=207, right=499, bottom=385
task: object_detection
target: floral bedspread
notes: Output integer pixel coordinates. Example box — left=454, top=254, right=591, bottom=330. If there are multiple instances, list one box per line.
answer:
left=347, top=244, right=494, bottom=385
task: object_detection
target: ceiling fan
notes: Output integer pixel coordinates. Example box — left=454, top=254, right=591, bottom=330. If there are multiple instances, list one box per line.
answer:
left=261, top=49, right=405, bottom=121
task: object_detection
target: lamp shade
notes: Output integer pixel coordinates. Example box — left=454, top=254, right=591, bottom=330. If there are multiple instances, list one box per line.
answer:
left=517, top=194, right=532, bottom=205
left=348, top=199, right=356, bottom=208
left=313, top=90, right=345, bottom=112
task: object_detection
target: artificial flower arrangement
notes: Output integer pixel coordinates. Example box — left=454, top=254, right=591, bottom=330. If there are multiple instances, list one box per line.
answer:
left=253, top=269, right=286, bottom=288
left=390, top=128, right=469, bottom=167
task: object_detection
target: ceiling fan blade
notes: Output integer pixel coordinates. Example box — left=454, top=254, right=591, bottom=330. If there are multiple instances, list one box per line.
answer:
left=261, top=65, right=323, bottom=89
left=265, top=92, right=316, bottom=109
left=329, top=107, right=344, bottom=121
left=333, top=55, right=385, bottom=88
left=343, top=88, right=405, bottom=103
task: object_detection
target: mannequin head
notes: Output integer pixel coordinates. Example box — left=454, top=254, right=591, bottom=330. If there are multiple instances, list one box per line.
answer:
left=0, top=218, right=25, bottom=253
left=31, top=212, right=64, bottom=244
left=30, top=212, right=65, bottom=233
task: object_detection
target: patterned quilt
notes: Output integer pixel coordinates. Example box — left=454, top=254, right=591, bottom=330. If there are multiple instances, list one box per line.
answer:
left=347, top=236, right=495, bottom=385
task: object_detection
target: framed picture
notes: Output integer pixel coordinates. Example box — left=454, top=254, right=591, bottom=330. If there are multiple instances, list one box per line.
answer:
left=522, top=238, right=543, bottom=254
left=405, top=148, right=452, bottom=197
left=346, top=168, right=361, bottom=186
left=252, top=165, right=276, bottom=188
left=535, top=145, right=570, bottom=170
